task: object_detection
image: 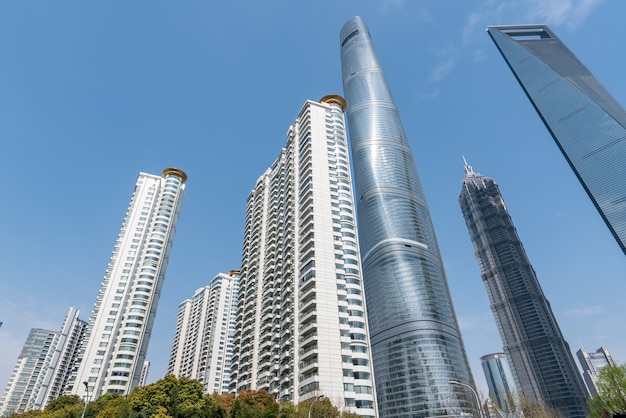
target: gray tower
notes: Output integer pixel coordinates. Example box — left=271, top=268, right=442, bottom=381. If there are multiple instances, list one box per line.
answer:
left=488, top=25, right=626, bottom=256
left=577, top=346, right=616, bottom=396
left=340, top=16, right=475, bottom=417
left=459, top=163, right=589, bottom=417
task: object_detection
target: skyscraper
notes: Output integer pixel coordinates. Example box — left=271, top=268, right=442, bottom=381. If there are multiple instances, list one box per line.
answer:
left=168, top=270, right=240, bottom=394
left=459, top=163, right=588, bottom=417
left=340, top=16, right=475, bottom=417
left=32, top=308, right=87, bottom=410
left=577, top=346, right=616, bottom=396
left=487, top=25, right=626, bottom=256
left=67, top=168, right=187, bottom=399
left=230, top=96, right=377, bottom=416
left=0, top=308, right=86, bottom=416
left=0, top=329, right=58, bottom=416
left=480, top=353, right=518, bottom=415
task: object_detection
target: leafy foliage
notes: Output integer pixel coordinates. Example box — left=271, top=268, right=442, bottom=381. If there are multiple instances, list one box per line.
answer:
left=6, top=377, right=359, bottom=418
left=230, top=390, right=279, bottom=418
left=211, top=393, right=235, bottom=416
left=45, top=396, right=83, bottom=413
left=588, top=364, right=626, bottom=417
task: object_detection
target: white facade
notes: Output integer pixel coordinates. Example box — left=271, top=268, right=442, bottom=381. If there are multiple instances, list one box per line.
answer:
left=33, top=307, right=87, bottom=410
left=138, top=361, right=150, bottom=387
left=230, top=96, right=377, bottom=416
left=0, top=308, right=86, bottom=416
left=167, top=270, right=240, bottom=394
left=67, top=168, right=187, bottom=399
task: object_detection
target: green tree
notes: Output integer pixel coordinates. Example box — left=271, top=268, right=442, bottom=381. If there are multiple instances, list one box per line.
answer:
left=211, top=393, right=234, bottom=417
left=7, top=410, right=45, bottom=418
left=45, top=396, right=83, bottom=413
left=295, top=397, right=339, bottom=418
left=278, top=401, right=296, bottom=418
left=127, top=374, right=225, bottom=418
left=83, top=392, right=122, bottom=418
left=48, top=404, right=84, bottom=418
left=93, top=395, right=130, bottom=418
left=230, top=390, right=279, bottom=418
left=588, top=364, right=626, bottom=417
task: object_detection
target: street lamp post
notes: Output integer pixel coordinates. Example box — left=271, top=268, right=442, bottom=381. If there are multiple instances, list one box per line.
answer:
left=450, top=380, right=484, bottom=418
left=308, top=395, right=325, bottom=418
left=80, top=381, right=90, bottom=418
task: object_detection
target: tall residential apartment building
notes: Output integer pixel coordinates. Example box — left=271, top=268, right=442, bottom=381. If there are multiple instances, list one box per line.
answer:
left=0, top=308, right=86, bottom=416
left=230, top=96, right=377, bottom=416
left=488, top=25, right=626, bottom=255
left=577, top=346, right=616, bottom=396
left=168, top=270, right=240, bottom=394
left=480, top=353, right=518, bottom=415
left=67, top=168, right=187, bottom=399
left=459, top=163, right=588, bottom=417
left=340, top=16, right=475, bottom=417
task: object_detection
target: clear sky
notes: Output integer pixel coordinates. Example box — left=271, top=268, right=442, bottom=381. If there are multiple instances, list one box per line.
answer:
left=1, top=0, right=624, bottom=398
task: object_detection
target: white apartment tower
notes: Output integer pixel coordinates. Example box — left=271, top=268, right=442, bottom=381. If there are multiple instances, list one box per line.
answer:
left=167, top=270, right=240, bottom=394
left=67, top=168, right=187, bottom=399
left=230, top=96, right=377, bottom=416
left=0, top=308, right=86, bottom=416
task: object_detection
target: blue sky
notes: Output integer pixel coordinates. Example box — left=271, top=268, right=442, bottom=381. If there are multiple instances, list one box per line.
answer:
left=1, top=0, right=624, bottom=398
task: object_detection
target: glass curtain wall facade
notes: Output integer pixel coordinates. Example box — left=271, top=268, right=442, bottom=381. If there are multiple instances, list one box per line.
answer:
left=230, top=96, right=377, bottom=416
left=459, top=163, right=588, bottom=418
left=480, top=353, right=518, bottom=415
left=167, top=270, right=240, bottom=394
left=0, top=308, right=86, bottom=416
left=340, top=16, right=475, bottom=418
left=67, top=168, right=187, bottom=399
left=0, top=329, right=58, bottom=416
left=488, top=25, right=626, bottom=256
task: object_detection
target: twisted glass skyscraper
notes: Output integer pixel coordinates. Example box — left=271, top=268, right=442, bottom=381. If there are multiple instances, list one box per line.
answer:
left=459, top=163, right=588, bottom=418
left=340, top=16, right=475, bottom=417
left=488, top=25, right=626, bottom=256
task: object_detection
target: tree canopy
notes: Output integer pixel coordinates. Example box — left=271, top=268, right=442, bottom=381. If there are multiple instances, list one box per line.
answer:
left=588, top=364, right=626, bottom=418
left=6, top=376, right=361, bottom=418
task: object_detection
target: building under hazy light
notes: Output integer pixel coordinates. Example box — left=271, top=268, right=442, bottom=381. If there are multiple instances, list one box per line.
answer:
left=0, top=308, right=86, bottom=416
left=459, top=163, right=588, bottom=418
left=67, top=168, right=187, bottom=399
left=340, top=15, right=475, bottom=417
left=577, top=346, right=616, bottom=396
left=230, top=96, right=377, bottom=416
left=168, top=271, right=240, bottom=394
left=488, top=25, right=626, bottom=256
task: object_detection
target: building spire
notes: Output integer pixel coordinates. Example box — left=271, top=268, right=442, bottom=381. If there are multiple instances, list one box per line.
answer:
left=463, top=156, right=474, bottom=175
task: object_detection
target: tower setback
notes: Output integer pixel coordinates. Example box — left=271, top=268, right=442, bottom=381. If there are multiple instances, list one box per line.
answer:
left=459, top=163, right=588, bottom=417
